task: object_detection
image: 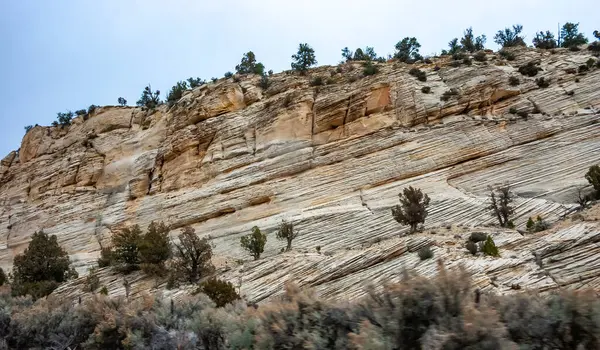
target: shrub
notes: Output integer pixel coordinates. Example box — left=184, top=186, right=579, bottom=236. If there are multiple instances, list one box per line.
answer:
left=240, top=226, right=267, bottom=260
left=488, top=184, right=514, bottom=227
left=83, top=267, right=100, bottom=292
left=589, top=41, right=600, bottom=53
left=473, top=51, right=487, bottom=62
left=136, top=85, right=160, bottom=109
left=560, top=22, right=588, bottom=49
left=291, top=43, right=317, bottom=74
left=224, top=71, right=233, bottom=78
left=578, top=64, right=589, bottom=73
left=276, top=220, right=298, bottom=251
left=509, top=76, right=520, bottom=86
left=362, top=61, right=379, bottom=76
left=211, top=77, right=218, bottom=83
left=326, top=77, right=335, bottom=85
left=585, top=165, right=600, bottom=196
left=494, top=24, right=526, bottom=47
left=518, top=61, right=542, bottom=77
left=0, top=267, right=5, bottom=286
left=499, top=49, right=516, bottom=61
left=75, top=109, right=87, bottom=117
left=166, top=81, right=188, bottom=104
left=99, top=286, right=108, bottom=295
left=447, top=38, right=461, bottom=55
left=469, top=232, right=488, bottom=243
left=309, top=76, right=324, bottom=87
left=418, top=246, right=434, bottom=260
left=509, top=107, right=518, bottom=114
left=394, top=37, right=422, bottom=63
left=466, top=241, right=478, bottom=255
left=171, top=226, right=214, bottom=283
left=198, top=278, right=240, bottom=307
left=463, top=57, right=472, bottom=66
left=139, top=221, right=171, bottom=274
left=481, top=236, right=500, bottom=257
left=421, top=86, right=431, bottom=94
left=527, top=216, right=550, bottom=233
left=460, top=27, right=487, bottom=52
left=117, top=97, right=127, bottom=106
left=97, top=246, right=114, bottom=267
left=441, top=88, right=459, bottom=101
left=535, top=77, right=550, bottom=88
left=517, top=110, right=529, bottom=118
left=258, top=75, right=271, bottom=90
left=532, top=31, right=557, bottom=49
left=112, top=225, right=142, bottom=272
left=408, top=67, right=427, bottom=81
left=187, top=77, right=205, bottom=88
left=235, top=51, right=265, bottom=75
left=11, top=231, right=77, bottom=299
left=24, top=125, right=33, bottom=132
left=391, top=186, right=431, bottom=234
left=55, top=111, right=74, bottom=127
left=452, top=51, right=466, bottom=61
left=87, top=104, right=98, bottom=115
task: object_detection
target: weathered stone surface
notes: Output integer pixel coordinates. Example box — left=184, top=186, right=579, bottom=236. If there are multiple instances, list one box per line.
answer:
left=2, top=48, right=600, bottom=303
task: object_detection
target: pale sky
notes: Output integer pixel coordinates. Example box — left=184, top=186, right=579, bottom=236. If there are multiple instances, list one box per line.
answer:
left=0, top=0, right=596, bottom=157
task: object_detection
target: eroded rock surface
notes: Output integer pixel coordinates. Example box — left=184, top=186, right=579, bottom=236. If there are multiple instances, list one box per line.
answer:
left=2, top=47, right=600, bottom=302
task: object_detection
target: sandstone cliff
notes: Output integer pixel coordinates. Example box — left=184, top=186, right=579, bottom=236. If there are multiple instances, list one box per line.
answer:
left=1, top=47, right=599, bottom=303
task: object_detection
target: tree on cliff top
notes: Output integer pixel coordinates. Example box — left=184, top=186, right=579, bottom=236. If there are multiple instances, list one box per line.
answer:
left=391, top=186, right=431, bottom=234
left=235, top=51, right=265, bottom=75
left=11, top=231, right=77, bottom=299
left=291, top=43, right=317, bottom=74
left=136, top=84, right=160, bottom=109
left=494, top=24, right=526, bottom=48
left=560, top=22, right=588, bottom=49
left=394, top=37, right=422, bottom=63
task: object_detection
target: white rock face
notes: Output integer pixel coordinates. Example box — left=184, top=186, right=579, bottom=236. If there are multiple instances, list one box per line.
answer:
left=2, top=47, right=600, bottom=302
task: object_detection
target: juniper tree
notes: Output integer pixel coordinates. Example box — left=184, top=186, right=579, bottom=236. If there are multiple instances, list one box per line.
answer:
left=460, top=27, right=486, bottom=52
left=136, top=84, right=160, bottom=109
left=488, top=184, right=515, bottom=227
left=112, top=225, right=143, bottom=272
left=595, top=30, right=600, bottom=40
left=391, top=186, right=431, bottom=234
left=585, top=165, right=600, bottom=198
left=187, top=77, right=205, bottom=88
left=240, top=226, right=267, bottom=260
left=117, top=97, right=127, bottom=106
left=560, top=22, right=588, bottom=49
left=138, top=221, right=171, bottom=273
left=199, top=278, right=241, bottom=307
left=166, top=81, right=188, bottom=104
left=394, top=37, right=422, bottom=63
left=11, top=231, right=77, bottom=299
left=291, top=43, right=317, bottom=74
left=494, top=25, right=526, bottom=47
left=276, top=220, right=298, bottom=251
left=235, top=51, right=265, bottom=75
left=532, top=31, right=557, bottom=49
left=171, top=226, right=214, bottom=283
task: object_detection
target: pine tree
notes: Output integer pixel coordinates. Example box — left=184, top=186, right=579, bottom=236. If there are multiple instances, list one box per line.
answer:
left=394, top=37, right=422, bottom=63
left=560, top=22, right=588, bottom=48
left=481, top=236, right=500, bottom=257
left=171, top=226, right=214, bottom=283
left=391, top=186, right=431, bottom=233
left=235, top=51, right=265, bottom=75
left=240, top=226, right=267, bottom=260
left=136, top=85, right=161, bottom=109
left=494, top=25, right=526, bottom=47
left=112, top=225, right=142, bottom=271
left=138, top=221, right=171, bottom=272
left=532, top=31, right=557, bottom=49
left=291, top=43, right=317, bottom=74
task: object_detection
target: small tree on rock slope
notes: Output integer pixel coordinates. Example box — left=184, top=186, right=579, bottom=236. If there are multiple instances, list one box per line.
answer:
left=391, top=186, right=431, bottom=234
left=291, top=43, right=317, bottom=74
left=488, top=184, right=515, bottom=228
left=171, top=226, right=214, bottom=283
left=276, top=220, right=298, bottom=251
left=586, top=165, right=600, bottom=198
left=240, top=226, right=267, bottom=260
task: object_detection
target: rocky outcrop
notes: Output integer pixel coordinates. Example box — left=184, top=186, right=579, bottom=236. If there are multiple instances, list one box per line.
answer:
left=2, top=47, right=600, bottom=303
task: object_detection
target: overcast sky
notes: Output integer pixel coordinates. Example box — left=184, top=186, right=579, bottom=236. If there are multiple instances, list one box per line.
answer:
left=0, top=0, right=596, bottom=157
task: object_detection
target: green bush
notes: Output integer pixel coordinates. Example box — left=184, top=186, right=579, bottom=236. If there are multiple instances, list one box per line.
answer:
left=509, top=76, right=520, bottom=86
left=83, top=267, right=100, bottom=292
left=408, top=67, right=427, bottom=81
left=463, top=57, right=473, bottom=66
left=494, top=24, right=526, bottom=47
left=258, top=75, right=271, bottom=90
left=99, top=286, right=108, bottom=295
left=441, top=88, right=459, bottom=101
left=291, top=43, right=317, bottom=74
left=585, top=165, right=600, bottom=196
left=460, top=27, right=487, bottom=52
left=11, top=231, right=77, bottom=299
left=24, top=125, right=33, bottom=132
left=362, top=61, right=379, bottom=76
left=198, top=278, right=240, bottom=307
left=117, top=97, right=127, bottom=106
left=535, top=77, right=550, bottom=88
left=481, top=236, right=500, bottom=257
left=579, top=64, right=589, bottom=73
left=187, top=77, right=206, bottom=88
left=417, top=246, right=434, bottom=260
left=54, top=111, right=74, bottom=127
left=240, top=226, right=267, bottom=260
left=139, top=221, right=171, bottom=274
left=527, top=216, right=550, bottom=233
left=136, top=85, right=160, bottom=109
left=394, top=37, right=422, bottom=63
left=0, top=267, right=6, bottom=286
left=236, top=51, right=265, bottom=75
left=166, top=81, right=188, bottom=104
left=518, top=61, right=542, bottom=77
left=87, top=104, right=98, bottom=115
left=532, top=31, right=557, bottom=49
left=509, top=107, right=518, bottom=114
left=112, top=225, right=142, bottom=272
left=391, top=186, right=431, bottom=234
left=421, top=86, right=431, bottom=93
left=97, top=246, right=114, bottom=267
left=224, top=71, right=233, bottom=78
left=560, top=22, right=588, bottom=49
left=75, top=109, right=87, bottom=117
